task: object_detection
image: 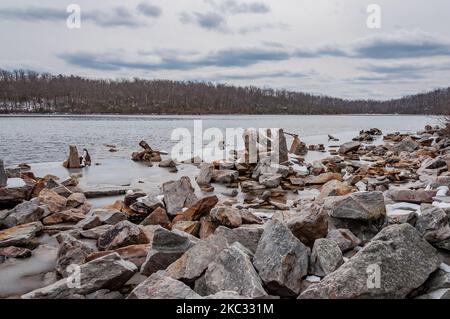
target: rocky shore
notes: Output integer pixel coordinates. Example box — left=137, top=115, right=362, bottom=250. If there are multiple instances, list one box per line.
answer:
left=1, top=124, right=450, bottom=299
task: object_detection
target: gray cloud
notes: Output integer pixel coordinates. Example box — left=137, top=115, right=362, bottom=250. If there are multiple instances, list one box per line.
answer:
left=181, top=11, right=227, bottom=31
left=0, top=4, right=162, bottom=28
left=205, top=70, right=307, bottom=81
left=58, top=46, right=291, bottom=71
left=136, top=2, right=162, bottom=17
left=206, top=0, right=270, bottom=15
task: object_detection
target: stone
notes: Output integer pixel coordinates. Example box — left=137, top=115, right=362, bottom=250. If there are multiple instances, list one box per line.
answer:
left=299, top=224, right=441, bottom=299
left=66, top=193, right=86, bottom=208
left=214, top=225, right=264, bottom=253
left=239, top=210, right=263, bottom=225
left=0, top=246, right=32, bottom=258
left=0, top=159, right=7, bottom=188
left=182, top=195, right=218, bottom=221
left=393, top=137, right=419, bottom=153
left=386, top=189, right=437, bottom=204
left=211, top=169, right=239, bottom=184
left=210, top=206, right=242, bottom=228
left=22, top=253, right=137, bottom=299
left=196, top=163, right=214, bottom=186
left=1, top=201, right=44, bottom=228
left=93, top=208, right=127, bottom=225
left=205, top=243, right=267, bottom=298
left=140, top=227, right=198, bottom=276
left=43, top=209, right=86, bottom=225
left=253, top=220, right=310, bottom=296
left=416, top=288, right=450, bottom=299
left=305, top=172, right=342, bottom=185
left=415, top=205, right=450, bottom=243
left=97, top=221, right=150, bottom=251
left=290, top=136, right=308, bottom=156
left=171, top=221, right=200, bottom=236
left=166, top=234, right=229, bottom=283
left=55, top=232, right=95, bottom=277
left=130, top=196, right=163, bottom=215
left=62, top=145, right=81, bottom=169
left=324, top=191, right=386, bottom=221
left=86, top=244, right=150, bottom=268
left=276, top=129, right=289, bottom=164
left=309, top=238, right=344, bottom=277
left=259, top=174, right=282, bottom=188
left=424, top=269, right=450, bottom=292
left=0, top=222, right=42, bottom=248
left=0, top=179, right=33, bottom=209
left=317, top=180, right=352, bottom=201
left=124, top=191, right=146, bottom=207
left=339, top=141, right=361, bottom=154
left=140, top=207, right=170, bottom=228
left=80, top=224, right=113, bottom=239
left=52, top=185, right=73, bottom=198
left=38, top=189, right=67, bottom=213
left=162, top=177, right=198, bottom=216
left=287, top=207, right=328, bottom=247
left=326, top=228, right=361, bottom=252
left=127, top=271, right=201, bottom=299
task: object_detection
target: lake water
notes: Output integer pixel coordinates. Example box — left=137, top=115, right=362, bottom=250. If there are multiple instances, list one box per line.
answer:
left=0, top=114, right=440, bottom=166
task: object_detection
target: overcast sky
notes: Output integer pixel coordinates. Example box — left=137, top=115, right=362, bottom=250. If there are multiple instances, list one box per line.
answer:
left=1, top=0, right=450, bottom=100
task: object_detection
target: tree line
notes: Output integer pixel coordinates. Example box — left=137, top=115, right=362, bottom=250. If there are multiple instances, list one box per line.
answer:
left=0, top=69, right=449, bottom=115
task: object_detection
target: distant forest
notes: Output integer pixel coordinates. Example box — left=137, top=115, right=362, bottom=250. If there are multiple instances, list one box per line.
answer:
left=1, top=69, right=449, bottom=115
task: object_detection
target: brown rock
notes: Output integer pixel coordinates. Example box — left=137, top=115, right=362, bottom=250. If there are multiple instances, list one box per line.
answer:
left=199, top=217, right=217, bottom=239
left=62, top=145, right=81, bottom=169
left=210, top=206, right=242, bottom=228
left=305, top=172, right=342, bottom=185
left=140, top=207, right=170, bottom=228
left=387, top=189, right=437, bottom=204
left=38, top=189, right=67, bottom=213
left=86, top=244, right=151, bottom=268
left=182, top=195, right=218, bottom=221
left=97, top=221, right=150, bottom=251
left=171, top=221, right=200, bottom=236
left=287, top=207, right=328, bottom=247
left=318, top=180, right=352, bottom=201
left=0, top=246, right=32, bottom=258
left=42, top=209, right=86, bottom=225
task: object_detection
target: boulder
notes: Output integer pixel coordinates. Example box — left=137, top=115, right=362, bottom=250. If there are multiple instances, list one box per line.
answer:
left=196, top=163, right=214, bottom=186
left=97, top=221, right=150, bottom=251
left=55, top=233, right=95, bottom=277
left=0, top=179, right=33, bottom=209
left=276, top=129, right=289, bottom=164
left=259, top=174, right=282, bottom=188
left=287, top=207, right=328, bottom=247
left=182, top=196, right=218, bottom=221
left=214, top=225, right=264, bottom=253
left=140, top=207, right=170, bottom=228
left=299, top=224, right=441, bottom=299
left=290, top=136, right=308, bottom=156
left=162, top=177, right=198, bottom=216
left=1, top=200, right=44, bottom=228
left=324, top=191, right=386, bottom=221
left=66, top=193, right=87, bottom=208
left=0, top=246, right=31, bottom=258
left=210, top=206, right=242, bottom=228
left=393, top=137, right=419, bottom=153
left=62, top=145, right=81, bottom=169
left=305, top=172, right=342, bottom=185
left=86, top=244, right=150, bottom=268
left=0, top=159, right=7, bottom=188
left=326, top=228, right=361, bottom=252
left=140, top=226, right=198, bottom=276
left=127, top=271, right=200, bottom=299
left=211, top=169, right=239, bottom=184
left=339, top=142, right=361, bottom=154
left=22, top=253, right=137, bottom=299
left=38, top=189, right=67, bottom=213
left=204, top=243, right=267, bottom=298
left=253, top=220, right=310, bottom=296
left=317, top=180, right=352, bottom=201
left=309, top=238, right=344, bottom=277
left=0, top=222, right=42, bottom=248
left=166, top=234, right=229, bottom=283
left=239, top=210, right=264, bottom=225
left=43, top=209, right=86, bottom=225
left=171, top=221, right=200, bottom=236
left=386, top=189, right=437, bottom=204
left=415, top=205, right=450, bottom=243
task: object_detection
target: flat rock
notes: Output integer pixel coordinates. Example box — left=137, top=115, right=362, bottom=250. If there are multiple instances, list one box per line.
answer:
left=309, top=238, right=344, bottom=277
left=324, top=191, right=386, bottom=221
left=205, top=242, right=267, bottom=298
left=0, top=222, right=42, bottom=248
left=97, top=221, right=150, bottom=251
left=386, top=189, right=437, bottom=204
left=43, top=209, right=86, bottom=225
left=22, top=253, right=137, bottom=299
left=253, top=220, right=310, bottom=296
left=299, top=224, right=441, bottom=299
left=86, top=244, right=150, bottom=268
left=305, top=172, right=342, bottom=185
left=127, top=271, right=200, bottom=299
left=162, top=177, right=198, bottom=216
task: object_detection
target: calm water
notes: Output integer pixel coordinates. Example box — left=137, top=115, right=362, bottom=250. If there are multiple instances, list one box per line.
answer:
left=0, top=114, right=440, bottom=166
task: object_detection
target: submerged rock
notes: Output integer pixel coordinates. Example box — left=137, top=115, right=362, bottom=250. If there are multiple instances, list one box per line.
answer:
left=253, top=219, right=310, bottom=296
left=299, top=224, right=441, bottom=299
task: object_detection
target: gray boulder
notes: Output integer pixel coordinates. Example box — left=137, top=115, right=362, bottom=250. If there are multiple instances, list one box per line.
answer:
left=309, top=238, right=344, bottom=277
left=127, top=271, right=200, bottom=299
left=1, top=200, right=44, bottom=228
left=415, top=205, right=450, bottom=243
left=22, top=253, right=137, bottom=299
left=326, top=228, right=361, bottom=252
left=253, top=219, right=310, bottom=296
left=299, top=224, right=441, bottom=299
left=97, top=221, right=150, bottom=251
left=324, top=191, right=386, bottom=221
left=339, top=141, right=361, bottom=154
left=214, top=225, right=264, bottom=253
left=205, top=242, right=267, bottom=298
left=55, top=232, right=95, bottom=277
left=162, top=177, right=198, bottom=216
left=0, top=221, right=42, bottom=248
left=393, top=137, right=419, bottom=153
